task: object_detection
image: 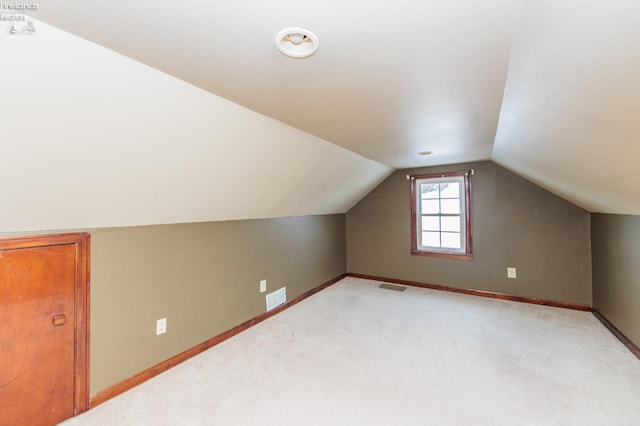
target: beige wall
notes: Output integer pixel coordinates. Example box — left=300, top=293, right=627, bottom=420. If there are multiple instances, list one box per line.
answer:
left=346, top=161, right=592, bottom=304
left=592, top=214, right=640, bottom=346
left=89, top=215, right=345, bottom=394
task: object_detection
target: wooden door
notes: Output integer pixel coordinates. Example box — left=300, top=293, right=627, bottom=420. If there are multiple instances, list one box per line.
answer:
left=0, top=234, right=89, bottom=426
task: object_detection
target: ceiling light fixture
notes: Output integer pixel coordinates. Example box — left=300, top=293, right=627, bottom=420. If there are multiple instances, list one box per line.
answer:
left=287, top=33, right=306, bottom=44
left=275, top=27, right=319, bottom=59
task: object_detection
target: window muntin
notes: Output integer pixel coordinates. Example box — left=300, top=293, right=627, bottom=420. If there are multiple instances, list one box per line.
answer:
left=410, top=171, right=472, bottom=259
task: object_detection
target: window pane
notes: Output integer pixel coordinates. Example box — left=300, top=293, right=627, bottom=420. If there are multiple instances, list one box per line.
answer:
left=420, top=183, right=440, bottom=199
left=421, top=216, right=440, bottom=232
left=421, top=199, right=440, bottom=214
left=441, top=216, right=461, bottom=232
left=441, top=198, right=460, bottom=214
left=421, top=231, right=440, bottom=247
left=440, top=182, right=460, bottom=198
left=441, top=232, right=461, bottom=249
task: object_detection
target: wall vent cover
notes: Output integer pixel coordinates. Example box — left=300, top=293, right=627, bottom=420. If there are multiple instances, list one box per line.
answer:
left=266, top=287, right=287, bottom=311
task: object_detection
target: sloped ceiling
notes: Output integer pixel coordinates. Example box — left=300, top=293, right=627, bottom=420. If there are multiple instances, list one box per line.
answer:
left=29, top=0, right=523, bottom=169
left=3, top=0, right=640, bottom=232
left=493, top=0, right=640, bottom=213
left=0, top=20, right=391, bottom=232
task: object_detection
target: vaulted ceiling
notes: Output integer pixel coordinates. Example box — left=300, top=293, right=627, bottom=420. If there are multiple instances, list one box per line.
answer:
left=2, top=0, right=639, bottom=231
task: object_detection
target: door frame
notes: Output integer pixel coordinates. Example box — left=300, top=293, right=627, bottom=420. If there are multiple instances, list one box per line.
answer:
left=0, top=232, right=90, bottom=416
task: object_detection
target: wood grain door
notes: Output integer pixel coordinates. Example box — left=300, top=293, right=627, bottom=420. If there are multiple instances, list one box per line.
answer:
left=0, top=234, right=89, bottom=426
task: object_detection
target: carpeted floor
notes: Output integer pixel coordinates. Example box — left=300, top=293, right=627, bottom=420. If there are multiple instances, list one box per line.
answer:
left=60, top=277, right=640, bottom=425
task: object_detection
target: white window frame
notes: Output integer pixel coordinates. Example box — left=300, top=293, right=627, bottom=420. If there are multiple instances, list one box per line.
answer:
left=410, top=170, right=472, bottom=260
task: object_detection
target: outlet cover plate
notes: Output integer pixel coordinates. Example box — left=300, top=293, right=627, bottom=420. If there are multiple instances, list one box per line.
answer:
left=260, top=279, right=267, bottom=293
left=156, top=318, right=167, bottom=335
left=507, top=267, right=517, bottom=279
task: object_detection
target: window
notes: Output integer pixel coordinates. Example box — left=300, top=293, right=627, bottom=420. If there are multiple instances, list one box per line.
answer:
left=410, top=170, right=472, bottom=260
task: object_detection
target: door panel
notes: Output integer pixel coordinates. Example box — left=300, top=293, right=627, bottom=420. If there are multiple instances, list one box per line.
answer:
left=0, top=244, right=76, bottom=426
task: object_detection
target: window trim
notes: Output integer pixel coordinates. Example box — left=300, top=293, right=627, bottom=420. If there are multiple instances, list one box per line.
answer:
left=410, top=170, right=473, bottom=260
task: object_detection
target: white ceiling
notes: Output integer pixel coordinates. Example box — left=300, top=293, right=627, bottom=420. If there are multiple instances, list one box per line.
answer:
left=31, top=0, right=522, bottom=169
left=7, top=0, right=640, bottom=224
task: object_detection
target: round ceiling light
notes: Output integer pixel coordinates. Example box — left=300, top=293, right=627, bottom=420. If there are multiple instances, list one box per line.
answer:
left=275, top=27, right=319, bottom=59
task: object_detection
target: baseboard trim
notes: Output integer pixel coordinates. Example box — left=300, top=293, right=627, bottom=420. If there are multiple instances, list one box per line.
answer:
left=592, top=309, right=640, bottom=360
left=347, top=273, right=592, bottom=311
left=90, top=273, right=347, bottom=408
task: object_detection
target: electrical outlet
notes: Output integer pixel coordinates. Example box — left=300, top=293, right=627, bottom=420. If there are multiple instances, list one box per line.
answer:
left=156, top=318, right=167, bottom=335
left=507, top=267, right=517, bottom=279
left=260, top=279, right=267, bottom=293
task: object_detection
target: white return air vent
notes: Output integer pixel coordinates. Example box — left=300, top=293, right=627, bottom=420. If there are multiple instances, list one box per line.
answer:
left=266, top=287, right=286, bottom=311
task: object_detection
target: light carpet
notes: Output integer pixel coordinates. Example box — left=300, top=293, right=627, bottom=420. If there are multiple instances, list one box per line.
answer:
left=60, top=277, right=640, bottom=425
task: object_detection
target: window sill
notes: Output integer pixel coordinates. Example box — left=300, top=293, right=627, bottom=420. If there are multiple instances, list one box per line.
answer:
left=411, top=249, right=473, bottom=261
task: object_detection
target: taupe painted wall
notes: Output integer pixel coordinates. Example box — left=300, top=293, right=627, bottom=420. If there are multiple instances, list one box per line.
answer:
left=346, top=161, right=592, bottom=304
left=89, top=215, right=345, bottom=394
left=592, top=214, right=640, bottom=346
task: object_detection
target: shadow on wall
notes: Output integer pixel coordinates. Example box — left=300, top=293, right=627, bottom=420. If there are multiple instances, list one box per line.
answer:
left=592, top=213, right=640, bottom=348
